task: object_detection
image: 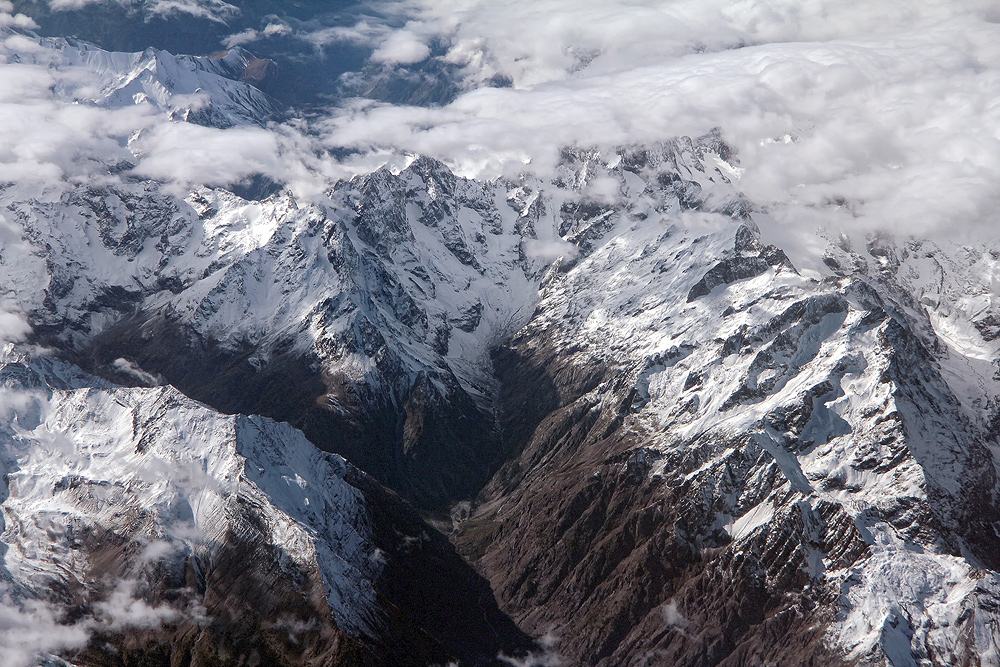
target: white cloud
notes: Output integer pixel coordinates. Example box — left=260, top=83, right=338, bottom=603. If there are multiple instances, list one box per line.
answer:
left=46, top=0, right=237, bottom=22
left=128, top=120, right=339, bottom=196
left=0, top=33, right=346, bottom=198
left=222, top=22, right=292, bottom=48
left=661, top=600, right=689, bottom=629
left=145, top=0, right=237, bottom=22
left=0, top=311, right=30, bottom=345
left=372, top=28, right=430, bottom=65
left=0, top=12, right=37, bottom=29
left=317, top=0, right=1000, bottom=265
left=94, top=580, right=182, bottom=631
left=0, top=578, right=188, bottom=667
left=47, top=0, right=107, bottom=9
left=523, top=238, right=579, bottom=263
left=0, top=585, right=90, bottom=667
left=112, top=358, right=164, bottom=385
left=222, top=28, right=258, bottom=48
left=500, top=631, right=563, bottom=667
left=0, top=46, right=158, bottom=191
left=300, top=20, right=389, bottom=50
left=262, top=22, right=291, bottom=38
left=3, top=0, right=997, bottom=272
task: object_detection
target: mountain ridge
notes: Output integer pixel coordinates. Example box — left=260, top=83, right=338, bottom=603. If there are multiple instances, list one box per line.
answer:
left=2, top=24, right=1000, bottom=667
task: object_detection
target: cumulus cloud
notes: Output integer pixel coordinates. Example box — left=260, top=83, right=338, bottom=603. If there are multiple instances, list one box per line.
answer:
left=316, top=0, right=1000, bottom=266
left=0, top=2, right=37, bottom=30
left=262, top=22, right=291, bottom=38
left=371, top=28, right=430, bottom=65
left=128, top=119, right=339, bottom=196
left=0, top=32, right=348, bottom=199
left=0, top=44, right=156, bottom=190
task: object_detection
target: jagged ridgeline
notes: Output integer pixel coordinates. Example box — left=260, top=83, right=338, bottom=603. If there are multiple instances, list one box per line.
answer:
left=3, top=22, right=1000, bottom=667
left=11, top=129, right=743, bottom=511
left=10, top=121, right=1000, bottom=665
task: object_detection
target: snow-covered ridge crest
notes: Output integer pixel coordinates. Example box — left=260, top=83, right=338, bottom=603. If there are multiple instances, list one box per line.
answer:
left=0, top=345, right=382, bottom=649
left=10, top=36, right=1000, bottom=659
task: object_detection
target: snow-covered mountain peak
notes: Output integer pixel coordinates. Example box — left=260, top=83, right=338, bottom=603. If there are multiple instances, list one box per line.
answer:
left=0, top=30, right=281, bottom=129
left=4, top=5, right=1000, bottom=665
left=6, top=32, right=1000, bottom=661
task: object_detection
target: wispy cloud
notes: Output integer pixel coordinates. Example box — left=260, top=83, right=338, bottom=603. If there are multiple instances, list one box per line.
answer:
left=44, top=0, right=238, bottom=23
left=0, top=585, right=90, bottom=667
left=500, top=631, right=563, bottom=667
left=0, top=2, right=36, bottom=29
left=371, top=25, right=430, bottom=65
left=0, top=578, right=186, bottom=667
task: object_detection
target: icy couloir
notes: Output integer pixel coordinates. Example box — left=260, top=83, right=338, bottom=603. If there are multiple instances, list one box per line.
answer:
left=0, top=346, right=527, bottom=666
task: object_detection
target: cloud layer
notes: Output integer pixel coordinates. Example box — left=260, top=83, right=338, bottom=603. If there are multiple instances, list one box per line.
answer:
left=4, top=1, right=1000, bottom=263
left=317, top=0, right=1000, bottom=262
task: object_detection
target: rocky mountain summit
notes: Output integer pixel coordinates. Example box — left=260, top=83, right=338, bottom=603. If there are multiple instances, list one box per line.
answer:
left=2, top=22, right=1000, bottom=667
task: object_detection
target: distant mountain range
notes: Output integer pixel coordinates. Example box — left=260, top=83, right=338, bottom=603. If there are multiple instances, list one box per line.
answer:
left=2, top=9, right=1000, bottom=667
